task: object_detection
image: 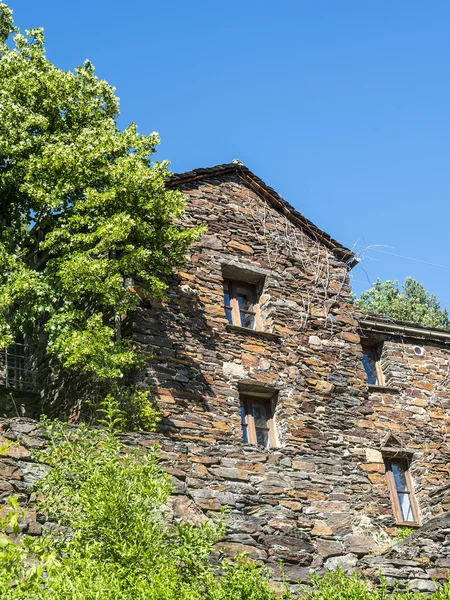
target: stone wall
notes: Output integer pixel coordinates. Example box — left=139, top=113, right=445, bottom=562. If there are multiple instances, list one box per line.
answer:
left=0, top=387, right=39, bottom=419
left=2, top=414, right=450, bottom=591
left=2, top=164, right=450, bottom=587
left=0, top=416, right=357, bottom=583
left=134, top=170, right=365, bottom=447
left=128, top=170, right=381, bottom=571
left=357, top=319, right=450, bottom=529
left=360, top=509, right=450, bottom=594
left=125, top=167, right=450, bottom=576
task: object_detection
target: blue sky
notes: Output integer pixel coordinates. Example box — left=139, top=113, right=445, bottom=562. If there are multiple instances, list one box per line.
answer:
left=9, top=1, right=450, bottom=307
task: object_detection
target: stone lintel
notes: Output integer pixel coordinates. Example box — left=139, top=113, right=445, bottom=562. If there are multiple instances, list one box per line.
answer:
left=381, top=446, right=415, bottom=458
left=219, top=259, right=270, bottom=284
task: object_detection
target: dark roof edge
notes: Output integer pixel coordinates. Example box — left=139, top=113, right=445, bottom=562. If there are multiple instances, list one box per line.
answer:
left=167, top=162, right=357, bottom=269
left=359, top=314, right=450, bottom=343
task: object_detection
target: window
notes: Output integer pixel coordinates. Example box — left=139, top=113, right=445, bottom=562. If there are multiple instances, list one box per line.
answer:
left=0, top=343, right=35, bottom=393
left=362, top=344, right=384, bottom=386
left=223, top=281, right=262, bottom=331
left=240, top=396, right=276, bottom=448
left=385, top=458, right=420, bottom=525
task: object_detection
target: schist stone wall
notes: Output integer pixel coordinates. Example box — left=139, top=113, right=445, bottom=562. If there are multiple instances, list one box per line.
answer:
left=359, top=511, right=450, bottom=594
left=1, top=163, right=450, bottom=587
left=127, top=164, right=450, bottom=578
left=3, top=416, right=450, bottom=591
left=134, top=165, right=363, bottom=451
left=356, top=317, right=450, bottom=529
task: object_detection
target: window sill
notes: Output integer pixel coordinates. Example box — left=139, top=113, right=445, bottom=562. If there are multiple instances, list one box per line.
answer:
left=368, top=384, right=400, bottom=394
left=242, top=442, right=280, bottom=452
left=225, top=324, right=282, bottom=342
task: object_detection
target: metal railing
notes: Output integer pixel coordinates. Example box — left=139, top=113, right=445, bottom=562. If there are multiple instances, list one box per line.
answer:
left=0, top=343, right=36, bottom=393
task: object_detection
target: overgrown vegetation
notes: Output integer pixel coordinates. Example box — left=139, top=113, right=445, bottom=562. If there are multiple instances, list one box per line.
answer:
left=0, top=3, right=203, bottom=426
left=0, top=410, right=278, bottom=599
left=355, top=277, right=450, bottom=329
left=368, top=526, right=415, bottom=555
left=1, top=413, right=450, bottom=598
left=300, top=570, right=450, bottom=599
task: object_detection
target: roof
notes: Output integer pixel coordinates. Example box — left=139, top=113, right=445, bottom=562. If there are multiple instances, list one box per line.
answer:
left=167, top=161, right=358, bottom=269
left=359, top=314, right=450, bottom=344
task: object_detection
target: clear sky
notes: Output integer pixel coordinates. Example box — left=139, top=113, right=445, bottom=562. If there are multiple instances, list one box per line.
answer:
left=9, top=1, right=450, bottom=306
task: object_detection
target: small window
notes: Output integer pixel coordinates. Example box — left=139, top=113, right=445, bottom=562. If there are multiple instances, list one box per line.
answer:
left=0, top=343, right=35, bottom=393
left=385, top=458, right=420, bottom=525
left=240, top=396, right=276, bottom=448
left=362, top=344, right=384, bottom=386
left=223, top=281, right=262, bottom=331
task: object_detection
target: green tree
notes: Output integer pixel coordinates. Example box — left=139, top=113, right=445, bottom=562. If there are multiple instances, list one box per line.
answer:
left=355, top=277, right=450, bottom=329
left=0, top=4, right=203, bottom=425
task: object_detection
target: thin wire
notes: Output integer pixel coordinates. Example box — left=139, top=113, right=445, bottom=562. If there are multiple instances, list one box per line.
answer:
left=349, top=244, right=450, bottom=272
left=344, top=241, right=450, bottom=303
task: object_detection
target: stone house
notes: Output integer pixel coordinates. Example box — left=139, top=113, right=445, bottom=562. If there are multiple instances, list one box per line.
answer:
left=1, top=160, right=450, bottom=589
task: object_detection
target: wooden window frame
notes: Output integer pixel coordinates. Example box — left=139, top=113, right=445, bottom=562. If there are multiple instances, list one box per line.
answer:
left=362, top=344, right=385, bottom=386
left=223, top=280, right=263, bottom=331
left=385, top=458, right=421, bottom=526
left=240, top=395, right=277, bottom=449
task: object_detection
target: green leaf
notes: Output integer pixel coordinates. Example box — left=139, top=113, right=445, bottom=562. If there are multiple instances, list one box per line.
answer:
left=0, top=2, right=204, bottom=425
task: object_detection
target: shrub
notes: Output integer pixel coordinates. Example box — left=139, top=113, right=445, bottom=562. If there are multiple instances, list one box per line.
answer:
left=0, top=414, right=278, bottom=599
left=1, top=415, right=450, bottom=598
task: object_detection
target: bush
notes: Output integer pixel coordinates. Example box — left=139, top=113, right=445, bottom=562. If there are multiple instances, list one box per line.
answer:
left=0, top=413, right=278, bottom=599
left=292, top=569, right=450, bottom=599
left=1, top=415, right=450, bottom=598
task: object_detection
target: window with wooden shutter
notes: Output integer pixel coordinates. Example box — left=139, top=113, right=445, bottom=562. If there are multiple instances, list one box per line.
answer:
left=223, top=281, right=262, bottom=331
left=362, top=344, right=384, bottom=386
left=240, top=396, right=277, bottom=449
left=385, top=458, right=420, bottom=526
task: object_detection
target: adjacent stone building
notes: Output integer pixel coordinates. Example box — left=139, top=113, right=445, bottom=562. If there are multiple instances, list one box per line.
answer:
left=1, top=161, right=450, bottom=590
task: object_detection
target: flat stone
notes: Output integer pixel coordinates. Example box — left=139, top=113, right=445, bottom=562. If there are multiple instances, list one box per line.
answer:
left=365, top=448, right=383, bottom=463
left=223, top=362, right=246, bottom=379
left=316, top=380, right=334, bottom=394
left=5, top=445, right=29, bottom=459
left=308, top=336, right=322, bottom=348
left=312, top=520, right=333, bottom=536
left=341, top=332, right=360, bottom=344
left=344, top=534, right=376, bottom=556
left=218, top=542, right=267, bottom=560
left=316, top=539, right=344, bottom=558
left=408, top=579, right=437, bottom=593
left=170, top=495, right=209, bottom=526
left=199, top=234, right=223, bottom=250
left=227, top=240, right=254, bottom=254
left=325, top=553, right=358, bottom=571
left=208, top=467, right=249, bottom=481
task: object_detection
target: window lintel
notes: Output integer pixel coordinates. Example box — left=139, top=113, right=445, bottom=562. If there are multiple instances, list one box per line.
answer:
left=381, top=446, right=415, bottom=458
left=220, top=260, right=268, bottom=285
left=237, top=380, right=280, bottom=398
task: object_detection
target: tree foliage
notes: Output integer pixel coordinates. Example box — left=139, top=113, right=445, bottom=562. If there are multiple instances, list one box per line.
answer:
left=355, top=277, right=450, bottom=329
left=0, top=3, right=203, bottom=424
